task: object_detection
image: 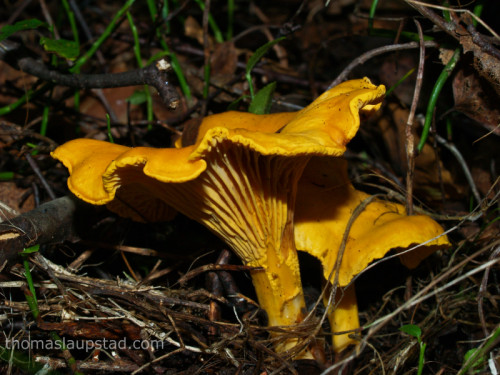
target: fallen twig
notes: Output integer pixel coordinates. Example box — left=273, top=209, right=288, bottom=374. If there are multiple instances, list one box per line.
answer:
left=405, top=20, right=425, bottom=216
left=434, top=134, right=482, bottom=204
left=178, top=263, right=263, bottom=285
left=0, top=40, right=179, bottom=109
left=25, top=153, right=56, bottom=200
left=329, top=41, right=438, bottom=88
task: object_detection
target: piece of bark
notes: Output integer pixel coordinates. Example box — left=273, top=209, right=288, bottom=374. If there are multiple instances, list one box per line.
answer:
left=0, top=195, right=83, bottom=269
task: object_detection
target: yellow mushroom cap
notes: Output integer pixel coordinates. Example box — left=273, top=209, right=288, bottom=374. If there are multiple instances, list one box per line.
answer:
left=295, top=157, right=450, bottom=286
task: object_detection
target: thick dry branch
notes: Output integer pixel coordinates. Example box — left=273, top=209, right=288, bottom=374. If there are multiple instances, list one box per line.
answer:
left=0, top=40, right=179, bottom=109
left=0, top=195, right=83, bottom=268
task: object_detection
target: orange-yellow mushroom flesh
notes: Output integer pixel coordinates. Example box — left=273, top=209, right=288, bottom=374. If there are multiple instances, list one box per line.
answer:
left=52, top=78, right=387, bottom=355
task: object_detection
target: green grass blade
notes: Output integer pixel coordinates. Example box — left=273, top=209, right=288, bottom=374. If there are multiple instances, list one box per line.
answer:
left=127, top=11, right=153, bottom=128
left=385, top=68, right=415, bottom=96
left=148, top=2, right=192, bottom=102
left=0, top=171, right=14, bottom=180
left=418, top=48, right=460, bottom=152
left=227, top=0, right=234, bottom=40
left=458, top=325, right=500, bottom=375
left=400, top=324, right=421, bottom=338
left=193, top=0, right=224, bottom=43
left=246, top=37, right=286, bottom=76
left=70, top=0, right=136, bottom=73
left=245, top=36, right=285, bottom=99
left=368, top=0, right=380, bottom=31
left=203, top=62, right=211, bottom=99
left=472, top=1, right=484, bottom=27
left=40, top=105, right=50, bottom=136
left=21, top=245, right=40, bottom=319
left=106, top=113, right=114, bottom=143
left=249, top=81, right=276, bottom=114
left=0, top=19, right=47, bottom=42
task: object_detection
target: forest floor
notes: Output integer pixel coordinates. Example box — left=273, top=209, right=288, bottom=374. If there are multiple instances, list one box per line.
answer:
left=0, top=1, right=499, bottom=374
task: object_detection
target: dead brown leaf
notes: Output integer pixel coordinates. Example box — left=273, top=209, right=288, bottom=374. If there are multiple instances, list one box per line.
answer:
left=211, top=41, right=238, bottom=86
left=0, top=181, right=35, bottom=220
left=452, top=67, right=500, bottom=136
left=184, top=15, right=209, bottom=47
left=459, top=32, right=500, bottom=96
left=379, top=103, right=464, bottom=202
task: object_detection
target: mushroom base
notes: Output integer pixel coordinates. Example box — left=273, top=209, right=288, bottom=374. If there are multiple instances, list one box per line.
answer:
left=249, top=251, right=313, bottom=359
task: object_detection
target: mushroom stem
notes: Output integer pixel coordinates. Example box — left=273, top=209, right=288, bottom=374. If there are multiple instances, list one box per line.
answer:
left=179, top=145, right=313, bottom=355
left=247, top=202, right=311, bottom=356
left=323, top=283, right=359, bottom=352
